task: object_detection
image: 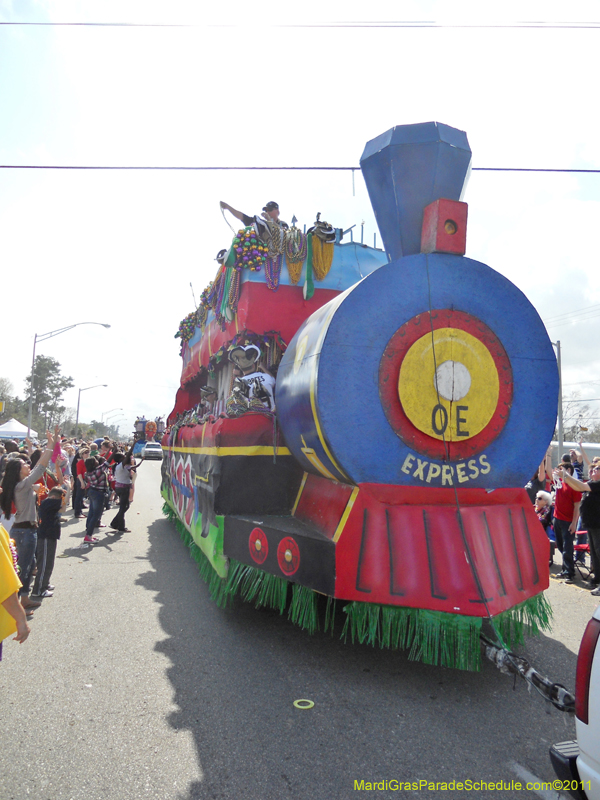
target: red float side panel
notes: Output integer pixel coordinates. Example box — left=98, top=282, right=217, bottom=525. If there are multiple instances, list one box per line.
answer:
left=168, top=386, right=200, bottom=424
left=181, top=283, right=342, bottom=386
left=362, top=483, right=532, bottom=508
left=294, top=473, right=354, bottom=540
left=175, top=413, right=286, bottom=451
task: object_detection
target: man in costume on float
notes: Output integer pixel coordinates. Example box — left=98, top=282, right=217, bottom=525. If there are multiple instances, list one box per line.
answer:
left=220, top=200, right=289, bottom=242
left=226, top=344, right=276, bottom=414
left=198, top=386, right=218, bottom=420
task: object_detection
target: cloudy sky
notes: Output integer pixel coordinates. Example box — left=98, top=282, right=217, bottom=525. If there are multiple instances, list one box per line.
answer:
left=1, top=0, right=599, bottom=438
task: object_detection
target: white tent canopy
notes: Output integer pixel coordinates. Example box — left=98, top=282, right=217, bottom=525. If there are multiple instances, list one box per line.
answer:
left=0, top=418, right=37, bottom=439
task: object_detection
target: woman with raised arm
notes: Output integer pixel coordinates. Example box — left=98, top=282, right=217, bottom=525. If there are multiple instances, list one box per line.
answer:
left=109, top=449, right=141, bottom=533
left=0, top=427, right=59, bottom=611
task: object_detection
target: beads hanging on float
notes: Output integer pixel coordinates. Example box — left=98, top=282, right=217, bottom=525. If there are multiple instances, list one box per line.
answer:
left=284, top=228, right=307, bottom=284
left=233, top=228, right=267, bottom=272
left=311, top=235, right=334, bottom=281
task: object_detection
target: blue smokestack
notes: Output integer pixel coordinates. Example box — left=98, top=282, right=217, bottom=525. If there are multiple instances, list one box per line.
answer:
left=360, top=122, right=472, bottom=262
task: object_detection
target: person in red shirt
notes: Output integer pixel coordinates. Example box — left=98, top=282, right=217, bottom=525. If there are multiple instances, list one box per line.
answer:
left=552, top=462, right=582, bottom=583
left=74, top=447, right=90, bottom=518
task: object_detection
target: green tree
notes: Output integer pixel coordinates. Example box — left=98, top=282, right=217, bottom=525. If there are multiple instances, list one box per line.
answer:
left=89, top=419, right=111, bottom=437
left=0, top=377, right=14, bottom=402
left=24, top=356, right=74, bottom=430
left=0, top=377, right=15, bottom=423
left=0, top=377, right=29, bottom=428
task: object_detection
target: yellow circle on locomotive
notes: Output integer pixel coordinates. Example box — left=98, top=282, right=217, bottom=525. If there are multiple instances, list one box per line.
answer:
left=398, top=327, right=499, bottom=441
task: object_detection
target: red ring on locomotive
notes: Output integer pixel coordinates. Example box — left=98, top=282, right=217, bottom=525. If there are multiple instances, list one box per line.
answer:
left=379, top=308, right=513, bottom=460
left=249, top=527, right=268, bottom=564
left=277, top=537, right=301, bottom=576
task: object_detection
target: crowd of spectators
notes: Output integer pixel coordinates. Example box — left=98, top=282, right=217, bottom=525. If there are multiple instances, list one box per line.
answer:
left=0, top=428, right=141, bottom=660
left=528, top=443, right=600, bottom=596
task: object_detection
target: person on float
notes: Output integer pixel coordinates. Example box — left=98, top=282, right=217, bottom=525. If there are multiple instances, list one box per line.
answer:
left=228, top=344, right=276, bottom=412
left=219, top=200, right=289, bottom=242
left=554, top=462, right=600, bottom=595
left=0, top=427, right=59, bottom=611
left=198, top=385, right=218, bottom=420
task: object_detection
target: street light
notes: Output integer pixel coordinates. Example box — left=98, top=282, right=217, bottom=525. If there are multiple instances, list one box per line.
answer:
left=551, top=340, right=563, bottom=458
left=101, top=407, right=122, bottom=422
left=106, top=417, right=126, bottom=439
left=108, top=416, right=126, bottom=430
left=27, top=322, right=111, bottom=436
left=75, top=384, right=108, bottom=436
left=104, top=411, right=123, bottom=423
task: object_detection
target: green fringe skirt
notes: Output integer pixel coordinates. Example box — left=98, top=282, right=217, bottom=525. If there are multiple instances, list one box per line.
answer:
left=163, top=503, right=552, bottom=671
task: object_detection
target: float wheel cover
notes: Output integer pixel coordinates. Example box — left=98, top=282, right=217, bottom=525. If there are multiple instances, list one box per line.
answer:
left=249, top=527, right=268, bottom=564
left=277, top=536, right=301, bottom=576
left=379, top=309, right=513, bottom=460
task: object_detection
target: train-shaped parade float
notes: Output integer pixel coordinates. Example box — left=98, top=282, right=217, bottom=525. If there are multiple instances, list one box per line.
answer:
left=161, top=122, right=559, bottom=671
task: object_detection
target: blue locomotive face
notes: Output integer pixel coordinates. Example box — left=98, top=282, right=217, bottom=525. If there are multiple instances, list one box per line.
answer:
left=275, top=124, right=559, bottom=490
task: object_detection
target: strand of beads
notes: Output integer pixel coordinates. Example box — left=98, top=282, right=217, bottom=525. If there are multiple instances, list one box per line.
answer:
left=311, top=235, right=334, bottom=281
left=265, top=218, right=286, bottom=257
left=284, top=228, right=307, bottom=284
left=265, top=254, right=283, bottom=291
left=213, top=266, right=229, bottom=328
left=228, top=267, right=241, bottom=308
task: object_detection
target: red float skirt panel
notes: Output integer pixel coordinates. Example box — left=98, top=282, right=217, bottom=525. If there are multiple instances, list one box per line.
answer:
left=292, top=476, right=548, bottom=617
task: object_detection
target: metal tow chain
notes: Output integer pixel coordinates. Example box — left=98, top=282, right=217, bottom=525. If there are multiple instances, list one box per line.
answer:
left=481, top=634, right=575, bottom=713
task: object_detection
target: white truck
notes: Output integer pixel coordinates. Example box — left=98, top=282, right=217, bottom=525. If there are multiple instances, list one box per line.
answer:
left=551, top=605, right=600, bottom=799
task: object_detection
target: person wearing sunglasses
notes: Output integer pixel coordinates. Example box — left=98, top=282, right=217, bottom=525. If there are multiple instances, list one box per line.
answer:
left=555, top=463, right=600, bottom=595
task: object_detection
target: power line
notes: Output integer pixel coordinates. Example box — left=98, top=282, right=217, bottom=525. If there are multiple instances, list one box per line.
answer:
left=1, top=165, right=599, bottom=173
left=545, top=302, right=600, bottom=324
left=545, top=311, right=600, bottom=329
left=546, top=315, right=600, bottom=330
left=1, top=21, right=600, bottom=29
left=0, top=165, right=354, bottom=171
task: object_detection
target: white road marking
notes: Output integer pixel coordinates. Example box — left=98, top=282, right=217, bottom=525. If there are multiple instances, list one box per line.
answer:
left=510, top=760, right=561, bottom=800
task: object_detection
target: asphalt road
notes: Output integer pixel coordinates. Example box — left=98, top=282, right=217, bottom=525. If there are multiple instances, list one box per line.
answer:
left=1, top=462, right=598, bottom=800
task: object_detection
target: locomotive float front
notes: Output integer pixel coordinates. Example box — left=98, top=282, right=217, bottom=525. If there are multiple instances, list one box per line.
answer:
left=162, top=121, right=558, bottom=670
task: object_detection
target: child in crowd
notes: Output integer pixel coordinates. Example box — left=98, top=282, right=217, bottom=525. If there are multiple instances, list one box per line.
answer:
left=84, top=456, right=112, bottom=544
left=31, top=487, right=66, bottom=598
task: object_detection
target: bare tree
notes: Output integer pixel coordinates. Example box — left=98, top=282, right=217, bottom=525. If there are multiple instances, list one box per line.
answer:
left=559, top=391, right=600, bottom=443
